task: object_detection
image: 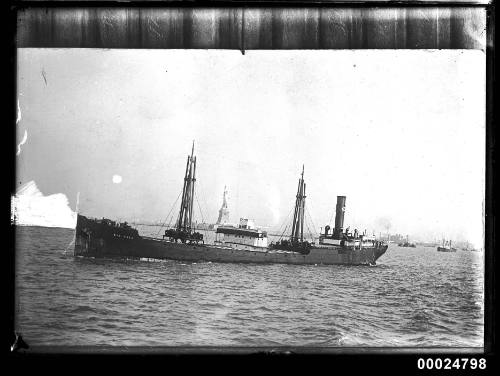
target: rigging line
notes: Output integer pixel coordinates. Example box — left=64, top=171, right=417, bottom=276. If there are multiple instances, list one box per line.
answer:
left=305, top=198, right=318, bottom=228
left=273, top=212, right=290, bottom=240
left=166, top=209, right=179, bottom=230
left=191, top=174, right=206, bottom=218
left=277, top=207, right=295, bottom=241
left=306, top=203, right=316, bottom=229
left=305, top=207, right=318, bottom=242
left=194, top=191, right=210, bottom=238
left=328, top=209, right=335, bottom=227
left=305, top=214, right=316, bottom=242
left=305, top=222, right=313, bottom=242
left=305, top=206, right=318, bottom=234
left=278, top=222, right=290, bottom=241
left=302, top=212, right=311, bottom=241
left=155, top=190, right=182, bottom=236
left=195, top=191, right=205, bottom=225
left=166, top=212, right=176, bottom=229
left=196, top=179, right=212, bottom=224
left=274, top=213, right=286, bottom=235
left=275, top=205, right=295, bottom=236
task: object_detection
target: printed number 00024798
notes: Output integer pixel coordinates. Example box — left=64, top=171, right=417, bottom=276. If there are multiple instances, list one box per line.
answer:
left=417, top=358, right=486, bottom=370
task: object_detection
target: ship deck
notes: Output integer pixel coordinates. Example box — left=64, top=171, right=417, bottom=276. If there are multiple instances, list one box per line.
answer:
left=141, top=236, right=312, bottom=254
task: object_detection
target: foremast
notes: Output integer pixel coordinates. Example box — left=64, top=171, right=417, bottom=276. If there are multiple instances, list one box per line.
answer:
left=290, top=165, right=306, bottom=243
left=164, top=142, right=203, bottom=244
left=271, top=165, right=311, bottom=254
left=177, top=141, right=197, bottom=233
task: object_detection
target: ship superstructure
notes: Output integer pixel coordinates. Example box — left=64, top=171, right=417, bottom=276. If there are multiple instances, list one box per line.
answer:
left=316, top=194, right=385, bottom=252
left=215, top=218, right=268, bottom=251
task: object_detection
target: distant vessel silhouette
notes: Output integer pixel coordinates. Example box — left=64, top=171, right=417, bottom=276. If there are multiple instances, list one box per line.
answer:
left=437, top=240, right=456, bottom=252
left=398, top=235, right=416, bottom=248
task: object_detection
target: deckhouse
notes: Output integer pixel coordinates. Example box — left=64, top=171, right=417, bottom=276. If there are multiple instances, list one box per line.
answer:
left=215, top=218, right=268, bottom=251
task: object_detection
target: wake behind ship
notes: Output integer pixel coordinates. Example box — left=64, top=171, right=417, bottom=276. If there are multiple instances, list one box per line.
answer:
left=75, top=144, right=387, bottom=265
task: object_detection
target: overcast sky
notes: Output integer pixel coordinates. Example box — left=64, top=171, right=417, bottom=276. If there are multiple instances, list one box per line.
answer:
left=16, top=49, right=485, bottom=247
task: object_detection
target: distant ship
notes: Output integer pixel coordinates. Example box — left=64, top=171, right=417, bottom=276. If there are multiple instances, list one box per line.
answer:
left=75, top=143, right=388, bottom=265
left=398, top=235, right=416, bottom=248
left=437, top=240, right=456, bottom=252
left=460, top=241, right=479, bottom=252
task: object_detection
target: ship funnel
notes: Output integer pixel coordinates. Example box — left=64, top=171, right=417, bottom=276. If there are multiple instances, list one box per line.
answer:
left=333, top=196, right=346, bottom=239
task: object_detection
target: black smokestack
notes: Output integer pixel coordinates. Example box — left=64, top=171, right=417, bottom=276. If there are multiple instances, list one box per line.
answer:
left=333, top=196, right=346, bottom=239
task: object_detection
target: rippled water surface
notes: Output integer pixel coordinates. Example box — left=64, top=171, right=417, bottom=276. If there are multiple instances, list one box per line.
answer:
left=15, top=226, right=484, bottom=348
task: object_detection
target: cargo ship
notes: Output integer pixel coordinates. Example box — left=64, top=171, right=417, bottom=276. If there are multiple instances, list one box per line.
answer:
left=437, top=240, right=456, bottom=252
left=398, top=235, right=416, bottom=248
left=75, top=144, right=388, bottom=265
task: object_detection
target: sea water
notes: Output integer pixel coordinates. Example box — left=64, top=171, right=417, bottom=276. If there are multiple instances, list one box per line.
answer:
left=14, top=226, right=484, bottom=348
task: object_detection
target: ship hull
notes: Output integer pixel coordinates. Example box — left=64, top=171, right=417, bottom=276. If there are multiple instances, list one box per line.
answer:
left=437, top=247, right=456, bottom=252
left=75, top=215, right=387, bottom=265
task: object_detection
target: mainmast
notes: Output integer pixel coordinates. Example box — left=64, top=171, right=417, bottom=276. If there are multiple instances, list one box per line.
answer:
left=176, top=141, right=197, bottom=233
left=270, top=164, right=311, bottom=254
left=290, top=165, right=306, bottom=242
